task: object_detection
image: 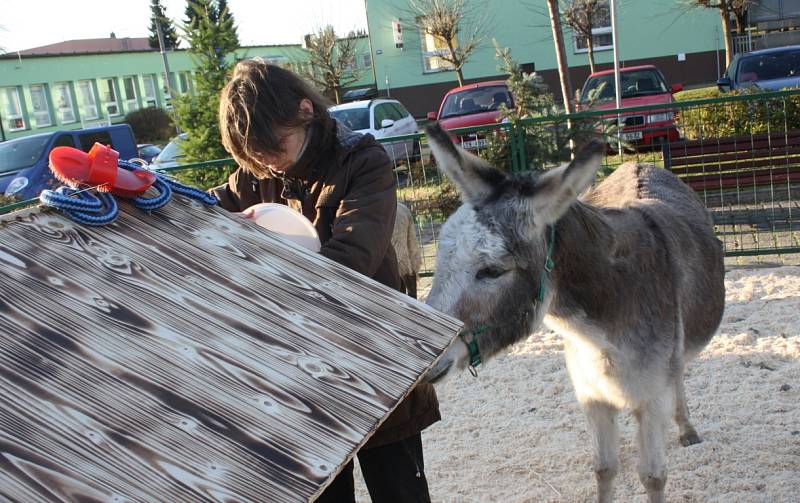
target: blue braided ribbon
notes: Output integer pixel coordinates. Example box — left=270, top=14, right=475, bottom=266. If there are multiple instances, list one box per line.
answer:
left=40, top=159, right=219, bottom=225
left=159, top=174, right=218, bottom=205
left=39, top=187, right=119, bottom=226
left=133, top=176, right=173, bottom=211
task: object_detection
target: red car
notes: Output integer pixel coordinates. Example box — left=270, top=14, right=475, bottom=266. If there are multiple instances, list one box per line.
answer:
left=427, top=80, right=513, bottom=149
left=578, top=65, right=682, bottom=148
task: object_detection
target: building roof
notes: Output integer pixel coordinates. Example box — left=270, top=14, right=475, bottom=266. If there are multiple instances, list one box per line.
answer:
left=17, top=35, right=153, bottom=56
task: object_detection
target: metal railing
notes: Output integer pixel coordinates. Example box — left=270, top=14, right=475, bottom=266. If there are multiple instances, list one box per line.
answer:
left=384, top=89, right=800, bottom=273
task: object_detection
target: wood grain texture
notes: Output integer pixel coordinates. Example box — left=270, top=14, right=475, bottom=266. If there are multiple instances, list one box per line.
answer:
left=0, top=197, right=461, bottom=503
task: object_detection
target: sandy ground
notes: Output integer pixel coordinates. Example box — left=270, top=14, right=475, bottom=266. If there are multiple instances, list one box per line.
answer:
left=354, top=266, right=800, bottom=502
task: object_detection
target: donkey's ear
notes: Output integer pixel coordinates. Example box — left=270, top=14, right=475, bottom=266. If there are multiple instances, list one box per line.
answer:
left=525, top=139, right=605, bottom=226
left=425, top=122, right=506, bottom=204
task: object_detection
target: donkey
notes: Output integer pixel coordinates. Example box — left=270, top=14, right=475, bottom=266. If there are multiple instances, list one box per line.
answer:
left=423, top=123, right=725, bottom=503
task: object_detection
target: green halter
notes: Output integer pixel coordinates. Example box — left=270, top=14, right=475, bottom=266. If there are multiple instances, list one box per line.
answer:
left=457, top=224, right=556, bottom=376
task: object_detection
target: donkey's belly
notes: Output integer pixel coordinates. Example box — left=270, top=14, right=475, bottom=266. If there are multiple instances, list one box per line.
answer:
left=562, top=337, right=631, bottom=409
left=549, top=318, right=674, bottom=410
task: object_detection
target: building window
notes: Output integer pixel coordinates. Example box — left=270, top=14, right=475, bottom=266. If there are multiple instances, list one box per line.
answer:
left=122, top=76, right=139, bottom=112
left=573, top=1, right=613, bottom=53
left=142, top=74, right=158, bottom=107
left=77, top=80, right=99, bottom=120
left=420, top=29, right=455, bottom=73
left=361, top=53, right=372, bottom=69
left=264, top=55, right=289, bottom=67
left=29, top=84, right=52, bottom=128
left=1, top=87, right=26, bottom=132
left=161, top=73, right=176, bottom=109
left=53, top=83, right=77, bottom=124
left=101, top=78, right=120, bottom=117
left=178, top=72, right=191, bottom=94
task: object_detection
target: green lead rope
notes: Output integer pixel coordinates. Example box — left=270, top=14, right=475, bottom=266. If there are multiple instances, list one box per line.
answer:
left=458, top=224, right=556, bottom=376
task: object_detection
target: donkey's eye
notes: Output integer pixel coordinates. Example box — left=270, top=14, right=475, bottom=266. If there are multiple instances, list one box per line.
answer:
left=476, top=266, right=508, bottom=280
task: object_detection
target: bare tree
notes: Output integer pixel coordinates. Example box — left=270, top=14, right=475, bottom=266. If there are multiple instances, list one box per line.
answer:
left=408, top=0, right=485, bottom=86
left=547, top=0, right=574, bottom=114
left=562, top=0, right=609, bottom=73
left=301, top=25, right=361, bottom=104
left=684, top=0, right=755, bottom=67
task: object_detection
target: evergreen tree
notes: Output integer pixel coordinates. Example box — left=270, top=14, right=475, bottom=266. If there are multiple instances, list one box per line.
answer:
left=216, top=0, right=240, bottom=48
left=484, top=40, right=617, bottom=172
left=183, top=0, right=207, bottom=31
left=174, top=0, right=240, bottom=183
left=148, top=0, right=180, bottom=50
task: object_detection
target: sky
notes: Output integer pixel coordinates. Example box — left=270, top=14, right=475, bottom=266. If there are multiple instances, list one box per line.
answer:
left=0, top=0, right=368, bottom=53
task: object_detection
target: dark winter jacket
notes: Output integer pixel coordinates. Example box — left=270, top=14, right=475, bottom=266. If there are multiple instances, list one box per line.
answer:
left=210, top=120, right=440, bottom=447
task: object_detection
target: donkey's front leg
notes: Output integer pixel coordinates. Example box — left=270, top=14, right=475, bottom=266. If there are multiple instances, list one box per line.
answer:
left=634, top=396, right=672, bottom=503
left=583, top=400, right=620, bottom=503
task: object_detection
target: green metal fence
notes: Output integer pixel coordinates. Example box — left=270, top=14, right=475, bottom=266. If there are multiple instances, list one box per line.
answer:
left=385, top=89, right=800, bottom=277
left=3, top=89, right=799, bottom=279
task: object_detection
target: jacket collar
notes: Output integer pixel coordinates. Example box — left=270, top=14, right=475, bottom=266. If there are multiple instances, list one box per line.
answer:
left=264, top=119, right=370, bottom=182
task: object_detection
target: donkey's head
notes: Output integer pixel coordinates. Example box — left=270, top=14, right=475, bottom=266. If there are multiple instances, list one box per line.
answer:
left=424, top=123, right=604, bottom=382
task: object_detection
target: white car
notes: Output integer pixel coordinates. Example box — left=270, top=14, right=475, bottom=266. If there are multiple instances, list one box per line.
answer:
left=329, top=99, right=419, bottom=162
left=150, top=133, right=188, bottom=170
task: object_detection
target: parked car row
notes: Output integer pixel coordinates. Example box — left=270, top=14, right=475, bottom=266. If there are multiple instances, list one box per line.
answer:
left=6, top=45, right=796, bottom=204
left=422, top=66, right=682, bottom=152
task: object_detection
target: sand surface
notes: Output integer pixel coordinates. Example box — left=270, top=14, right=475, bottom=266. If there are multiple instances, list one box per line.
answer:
left=354, top=266, right=800, bottom=502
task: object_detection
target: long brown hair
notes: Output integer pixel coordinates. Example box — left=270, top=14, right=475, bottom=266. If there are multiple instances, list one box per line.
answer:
left=219, top=58, right=333, bottom=176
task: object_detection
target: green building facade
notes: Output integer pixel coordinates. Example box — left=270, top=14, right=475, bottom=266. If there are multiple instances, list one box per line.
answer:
left=0, top=39, right=374, bottom=142
left=364, top=0, right=723, bottom=115
left=1, top=2, right=726, bottom=140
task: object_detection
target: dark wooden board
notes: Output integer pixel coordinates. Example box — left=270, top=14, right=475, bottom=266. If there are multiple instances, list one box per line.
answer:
left=0, top=196, right=460, bottom=502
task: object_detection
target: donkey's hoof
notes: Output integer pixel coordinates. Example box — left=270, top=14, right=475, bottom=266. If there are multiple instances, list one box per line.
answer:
left=680, top=433, right=702, bottom=446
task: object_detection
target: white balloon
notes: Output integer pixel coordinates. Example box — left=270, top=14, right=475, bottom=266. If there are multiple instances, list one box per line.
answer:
left=241, top=203, right=321, bottom=252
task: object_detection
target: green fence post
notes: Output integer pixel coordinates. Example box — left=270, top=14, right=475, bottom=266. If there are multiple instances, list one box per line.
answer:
left=509, top=123, right=520, bottom=172
left=516, top=124, right=527, bottom=172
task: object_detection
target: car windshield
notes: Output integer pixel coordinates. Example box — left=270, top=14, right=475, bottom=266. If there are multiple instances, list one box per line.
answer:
left=0, top=135, right=52, bottom=174
left=439, top=85, right=512, bottom=119
left=737, top=49, right=800, bottom=83
left=580, top=69, right=669, bottom=103
left=330, top=107, right=370, bottom=130
left=155, top=135, right=186, bottom=163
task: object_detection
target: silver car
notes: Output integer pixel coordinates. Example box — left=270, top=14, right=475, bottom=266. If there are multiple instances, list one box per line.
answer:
left=150, top=133, right=188, bottom=170
left=329, top=98, right=419, bottom=162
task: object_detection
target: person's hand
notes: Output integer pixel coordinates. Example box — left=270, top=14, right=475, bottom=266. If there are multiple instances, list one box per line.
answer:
left=240, top=207, right=256, bottom=219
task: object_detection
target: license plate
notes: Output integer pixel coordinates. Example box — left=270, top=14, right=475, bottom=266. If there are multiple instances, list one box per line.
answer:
left=461, top=138, right=488, bottom=149
left=621, top=131, right=643, bottom=141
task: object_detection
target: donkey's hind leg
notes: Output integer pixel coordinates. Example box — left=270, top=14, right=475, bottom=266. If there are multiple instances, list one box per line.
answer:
left=675, top=374, right=702, bottom=446
left=583, top=400, right=620, bottom=503
left=634, top=395, right=672, bottom=503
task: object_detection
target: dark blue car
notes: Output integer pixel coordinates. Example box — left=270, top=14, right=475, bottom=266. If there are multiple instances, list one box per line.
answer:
left=0, top=124, right=138, bottom=202
left=718, top=45, right=800, bottom=92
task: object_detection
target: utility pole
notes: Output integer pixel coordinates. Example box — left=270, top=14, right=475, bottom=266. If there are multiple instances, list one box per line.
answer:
left=610, top=0, right=622, bottom=155
left=155, top=19, right=181, bottom=134
left=363, top=0, right=380, bottom=96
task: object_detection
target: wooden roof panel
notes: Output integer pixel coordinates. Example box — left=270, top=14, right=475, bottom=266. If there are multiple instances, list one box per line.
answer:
left=0, top=197, right=459, bottom=502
